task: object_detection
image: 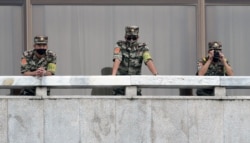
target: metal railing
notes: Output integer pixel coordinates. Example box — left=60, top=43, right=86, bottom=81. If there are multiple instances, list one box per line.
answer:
left=0, top=75, right=249, bottom=97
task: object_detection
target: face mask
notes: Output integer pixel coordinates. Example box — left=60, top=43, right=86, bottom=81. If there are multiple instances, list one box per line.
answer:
left=36, top=49, right=46, bottom=55
left=126, top=35, right=137, bottom=41
left=126, top=35, right=138, bottom=46
left=126, top=35, right=138, bottom=42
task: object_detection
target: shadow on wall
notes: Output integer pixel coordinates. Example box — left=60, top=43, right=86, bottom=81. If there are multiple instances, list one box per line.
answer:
left=91, top=67, right=113, bottom=96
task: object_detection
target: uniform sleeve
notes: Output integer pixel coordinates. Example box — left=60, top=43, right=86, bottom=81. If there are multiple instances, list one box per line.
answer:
left=197, top=58, right=205, bottom=70
left=20, top=52, right=29, bottom=74
left=141, top=44, right=152, bottom=63
left=113, top=44, right=122, bottom=62
left=196, top=57, right=207, bottom=75
left=47, top=52, right=57, bottom=74
left=224, top=58, right=232, bottom=75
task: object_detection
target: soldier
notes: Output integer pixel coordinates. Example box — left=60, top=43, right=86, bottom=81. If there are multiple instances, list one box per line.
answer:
left=196, top=41, right=233, bottom=96
left=112, top=26, right=158, bottom=95
left=20, top=36, right=57, bottom=95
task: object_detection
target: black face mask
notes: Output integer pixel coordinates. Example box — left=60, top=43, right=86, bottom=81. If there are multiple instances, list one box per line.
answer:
left=36, top=49, right=46, bottom=55
left=126, top=35, right=138, bottom=41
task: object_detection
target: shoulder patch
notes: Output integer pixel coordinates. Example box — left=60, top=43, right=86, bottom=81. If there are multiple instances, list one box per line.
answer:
left=21, top=58, right=27, bottom=65
left=203, top=57, right=207, bottom=62
left=114, top=47, right=120, bottom=54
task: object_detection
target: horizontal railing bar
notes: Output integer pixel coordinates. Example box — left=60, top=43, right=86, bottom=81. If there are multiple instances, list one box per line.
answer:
left=131, top=76, right=220, bottom=88
left=0, top=76, right=40, bottom=88
left=42, top=76, right=131, bottom=87
left=0, top=76, right=250, bottom=89
left=221, top=76, right=250, bottom=88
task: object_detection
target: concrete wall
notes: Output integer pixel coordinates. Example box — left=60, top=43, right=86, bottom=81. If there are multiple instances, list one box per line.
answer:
left=1, top=96, right=250, bottom=143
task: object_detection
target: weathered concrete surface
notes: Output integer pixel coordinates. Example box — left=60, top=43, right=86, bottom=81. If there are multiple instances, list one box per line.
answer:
left=8, top=99, right=43, bottom=143
left=1, top=97, right=250, bottom=143
left=0, top=100, right=7, bottom=143
left=223, top=100, right=250, bottom=143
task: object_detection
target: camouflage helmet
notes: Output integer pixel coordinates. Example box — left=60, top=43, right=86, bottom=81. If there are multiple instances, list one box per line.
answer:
left=34, top=36, right=48, bottom=44
left=125, top=26, right=139, bottom=36
left=208, top=41, right=222, bottom=50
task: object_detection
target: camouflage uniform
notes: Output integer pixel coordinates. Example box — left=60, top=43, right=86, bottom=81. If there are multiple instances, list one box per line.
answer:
left=112, top=26, right=153, bottom=95
left=20, top=37, right=56, bottom=95
left=196, top=41, right=231, bottom=96
left=21, top=49, right=56, bottom=74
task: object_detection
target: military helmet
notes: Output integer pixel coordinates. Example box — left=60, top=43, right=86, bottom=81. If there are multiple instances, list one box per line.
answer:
left=125, top=26, right=139, bottom=36
left=34, top=36, right=48, bottom=44
left=208, top=41, right=222, bottom=50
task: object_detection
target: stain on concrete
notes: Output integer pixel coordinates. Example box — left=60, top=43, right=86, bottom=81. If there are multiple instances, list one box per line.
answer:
left=2, top=79, right=14, bottom=85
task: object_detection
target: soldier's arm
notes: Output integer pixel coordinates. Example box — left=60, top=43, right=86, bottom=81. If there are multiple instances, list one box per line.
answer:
left=222, top=59, right=233, bottom=76
left=220, top=52, right=233, bottom=76
left=197, top=58, right=212, bottom=76
left=112, top=59, right=121, bottom=75
left=22, top=71, right=37, bottom=76
left=142, top=50, right=158, bottom=75
left=46, top=51, right=57, bottom=75
left=146, top=60, right=158, bottom=75
left=21, top=56, right=37, bottom=76
left=112, top=46, right=122, bottom=75
left=198, top=51, right=213, bottom=76
left=224, top=63, right=233, bottom=76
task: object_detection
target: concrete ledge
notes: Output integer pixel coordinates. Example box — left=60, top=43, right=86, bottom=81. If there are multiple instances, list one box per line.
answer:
left=131, top=76, right=220, bottom=88
left=1, top=76, right=250, bottom=96
left=0, top=76, right=40, bottom=88
left=42, top=76, right=131, bottom=87
left=1, top=75, right=250, bottom=88
left=221, top=76, right=250, bottom=88
left=1, top=95, right=250, bottom=100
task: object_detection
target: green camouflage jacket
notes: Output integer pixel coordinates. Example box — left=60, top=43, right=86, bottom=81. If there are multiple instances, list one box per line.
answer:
left=197, top=57, right=229, bottom=76
left=113, top=40, right=152, bottom=75
left=21, top=49, right=57, bottom=74
left=196, top=57, right=231, bottom=95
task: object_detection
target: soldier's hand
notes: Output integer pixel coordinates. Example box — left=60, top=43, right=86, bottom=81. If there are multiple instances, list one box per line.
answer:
left=219, top=52, right=227, bottom=64
left=219, top=51, right=224, bottom=59
left=208, top=50, right=214, bottom=61
left=36, top=67, right=46, bottom=76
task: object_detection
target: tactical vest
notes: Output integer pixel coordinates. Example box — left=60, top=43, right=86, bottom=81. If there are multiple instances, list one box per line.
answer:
left=116, top=41, right=147, bottom=75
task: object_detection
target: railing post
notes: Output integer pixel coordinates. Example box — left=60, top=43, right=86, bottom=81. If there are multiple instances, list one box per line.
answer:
left=125, top=86, right=137, bottom=97
left=214, top=86, right=226, bottom=97
left=36, top=87, right=47, bottom=97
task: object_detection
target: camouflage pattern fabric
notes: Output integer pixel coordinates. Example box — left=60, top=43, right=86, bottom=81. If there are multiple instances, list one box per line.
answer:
left=125, top=26, right=139, bottom=36
left=21, top=49, right=56, bottom=74
left=20, top=49, right=56, bottom=95
left=112, top=40, right=152, bottom=95
left=196, top=57, right=230, bottom=96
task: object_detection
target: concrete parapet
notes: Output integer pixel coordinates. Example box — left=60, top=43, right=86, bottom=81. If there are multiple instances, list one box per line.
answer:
left=1, top=96, right=250, bottom=143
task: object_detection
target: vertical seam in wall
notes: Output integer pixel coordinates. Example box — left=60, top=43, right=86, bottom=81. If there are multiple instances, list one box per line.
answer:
left=150, top=99, right=153, bottom=143
left=78, top=99, right=81, bottom=143
left=7, top=99, right=9, bottom=143
left=43, top=100, right=45, bottom=143
left=186, top=99, right=189, bottom=143
left=222, top=100, right=225, bottom=143
left=115, top=99, right=117, bottom=143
